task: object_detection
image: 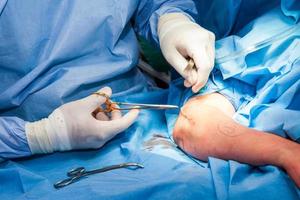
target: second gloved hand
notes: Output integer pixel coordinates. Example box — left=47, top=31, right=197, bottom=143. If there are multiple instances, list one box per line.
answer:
left=25, top=87, right=139, bottom=154
left=158, top=13, right=215, bottom=93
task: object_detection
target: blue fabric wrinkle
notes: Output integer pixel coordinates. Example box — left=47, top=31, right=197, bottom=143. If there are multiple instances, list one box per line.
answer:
left=1, top=0, right=300, bottom=199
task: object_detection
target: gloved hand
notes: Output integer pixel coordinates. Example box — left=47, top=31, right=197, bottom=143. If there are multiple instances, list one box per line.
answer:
left=158, top=13, right=215, bottom=93
left=25, top=87, right=139, bottom=154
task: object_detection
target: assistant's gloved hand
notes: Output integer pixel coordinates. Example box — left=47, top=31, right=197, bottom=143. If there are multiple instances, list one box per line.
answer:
left=25, top=87, right=139, bottom=154
left=158, top=13, right=215, bottom=93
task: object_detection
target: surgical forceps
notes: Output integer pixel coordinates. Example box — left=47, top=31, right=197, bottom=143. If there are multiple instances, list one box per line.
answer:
left=54, top=162, right=144, bottom=189
left=184, top=58, right=196, bottom=74
left=93, top=92, right=179, bottom=113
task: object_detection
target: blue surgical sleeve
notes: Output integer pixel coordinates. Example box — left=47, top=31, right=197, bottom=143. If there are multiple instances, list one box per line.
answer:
left=133, top=0, right=198, bottom=45
left=0, top=117, right=31, bottom=161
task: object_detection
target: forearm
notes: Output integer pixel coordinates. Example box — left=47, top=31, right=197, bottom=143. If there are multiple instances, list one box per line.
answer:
left=133, top=0, right=197, bottom=45
left=0, top=117, right=32, bottom=160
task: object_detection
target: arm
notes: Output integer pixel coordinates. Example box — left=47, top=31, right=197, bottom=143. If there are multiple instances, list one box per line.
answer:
left=0, top=87, right=139, bottom=161
left=133, top=0, right=215, bottom=92
left=173, top=93, right=300, bottom=187
left=132, top=0, right=198, bottom=45
left=0, top=117, right=32, bottom=161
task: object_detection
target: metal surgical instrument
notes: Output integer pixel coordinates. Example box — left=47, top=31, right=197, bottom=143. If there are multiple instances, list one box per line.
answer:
left=54, top=162, right=144, bottom=189
left=93, top=92, right=179, bottom=113
left=183, top=58, right=198, bottom=82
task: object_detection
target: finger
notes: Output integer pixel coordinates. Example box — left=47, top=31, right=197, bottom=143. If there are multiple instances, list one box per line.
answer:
left=99, top=109, right=139, bottom=138
left=206, top=42, right=215, bottom=68
left=81, top=86, right=112, bottom=112
left=203, top=43, right=215, bottom=69
left=192, top=70, right=209, bottom=93
left=183, top=68, right=198, bottom=88
left=96, top=112, right=110, bottom=121
left=184, top=79, right=192, bottom=87
left=165, top=49, right=188, bottom=78
left=190, top=47, right=213, bottom=92
left=166, top=48, right=200, bottom=87
left=187, top=68, right=198, bottom=86
left=111, top=105, right=122, bottom=120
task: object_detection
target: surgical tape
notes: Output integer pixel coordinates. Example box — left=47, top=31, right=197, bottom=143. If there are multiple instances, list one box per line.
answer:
left=25, top=109, right=71, bottom=154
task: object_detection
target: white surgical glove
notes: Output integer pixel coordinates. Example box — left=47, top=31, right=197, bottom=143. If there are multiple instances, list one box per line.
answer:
left=158, top=13, right=215, bottom=93
left=25, top=87, right=139, bottom=154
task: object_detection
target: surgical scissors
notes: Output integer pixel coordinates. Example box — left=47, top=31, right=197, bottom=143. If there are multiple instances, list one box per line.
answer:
left=54, top=162, right=144, bottom=189
left=93, top=92, right=179, bottom=113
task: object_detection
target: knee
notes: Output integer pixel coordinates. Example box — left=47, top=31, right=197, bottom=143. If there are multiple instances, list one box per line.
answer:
left=173, top=99, right=214, bottom=160
left=173, top=94, right=238, bottom=161
left=173, top=114, right=211, bottom=160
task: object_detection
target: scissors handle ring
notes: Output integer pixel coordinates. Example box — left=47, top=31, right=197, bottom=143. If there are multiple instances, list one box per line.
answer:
left=53, top=162, right=144, bottom=189
left=92, top=92, right=117, bottom=113
left=67, top=167, right=85, bottom=177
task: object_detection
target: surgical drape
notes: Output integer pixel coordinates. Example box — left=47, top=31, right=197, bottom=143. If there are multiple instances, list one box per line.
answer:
left=0, top=0, right=197, bottom=159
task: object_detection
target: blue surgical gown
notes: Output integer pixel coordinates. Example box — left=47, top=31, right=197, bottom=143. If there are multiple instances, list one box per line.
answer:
left=0, top=0, right=197, bottom=159
left=1, top=1, right=300, bottom=200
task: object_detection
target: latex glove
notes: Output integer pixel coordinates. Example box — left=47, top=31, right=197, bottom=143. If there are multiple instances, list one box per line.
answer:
left=158, top=13, right=215, bottom=93
left=25, top=87, right=139, bottom=154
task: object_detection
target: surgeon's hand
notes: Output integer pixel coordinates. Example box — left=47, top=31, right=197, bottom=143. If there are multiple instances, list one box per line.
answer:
left=25, top=87, right=139, bottom=154
left=158, top=13, right=215, bottom=93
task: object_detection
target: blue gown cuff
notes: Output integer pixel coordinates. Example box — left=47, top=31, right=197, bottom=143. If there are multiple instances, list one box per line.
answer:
left=0, top=117, right=32, bottom=160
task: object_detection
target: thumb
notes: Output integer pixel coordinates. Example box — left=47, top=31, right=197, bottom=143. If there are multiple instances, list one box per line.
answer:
left=166, top=49, right=198, bottom=85
left=81, top=86, right=112, bottom=112
left=190, top=46, right=213, bottom=92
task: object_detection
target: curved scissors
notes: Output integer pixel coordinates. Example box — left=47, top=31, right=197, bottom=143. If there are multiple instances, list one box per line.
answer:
left=54, top=162, right=144, bottom=189
left=93, top=92, right=178, bottom=113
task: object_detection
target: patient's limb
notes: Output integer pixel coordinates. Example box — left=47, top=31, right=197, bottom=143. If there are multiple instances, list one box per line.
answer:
left=173, top=93, right=300, bottom=187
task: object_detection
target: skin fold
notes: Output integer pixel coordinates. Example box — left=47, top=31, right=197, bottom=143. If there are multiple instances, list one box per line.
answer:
left=173, top=93, right=300, bottom=187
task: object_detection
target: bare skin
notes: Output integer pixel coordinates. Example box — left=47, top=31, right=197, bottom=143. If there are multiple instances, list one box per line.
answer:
left=173, top=93, right=300, bottom=187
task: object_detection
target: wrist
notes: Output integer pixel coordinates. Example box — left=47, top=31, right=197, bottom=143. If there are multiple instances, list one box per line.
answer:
left=159, top=13, right=191, bottom=27
left=25, top=118, right=54, bottom=154
left=158, top=13, right=193, bottom=41
left=25, top=109, right=71, bottom=154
